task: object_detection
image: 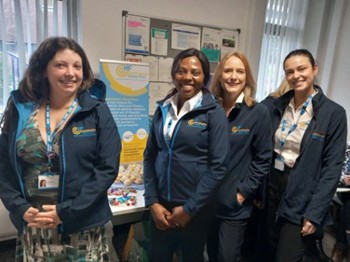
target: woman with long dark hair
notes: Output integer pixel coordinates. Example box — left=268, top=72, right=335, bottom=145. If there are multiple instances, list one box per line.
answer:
left=0, top=37, right=121, bottom=261
left=264, top=49, right=347, bottom=261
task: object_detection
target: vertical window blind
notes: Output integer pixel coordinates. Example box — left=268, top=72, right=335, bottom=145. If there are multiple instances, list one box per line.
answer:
left=256, top=0, right=309, bottom=101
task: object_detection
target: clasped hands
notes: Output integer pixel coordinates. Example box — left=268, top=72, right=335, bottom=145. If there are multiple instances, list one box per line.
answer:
left=301, top=218, right=316, bottom=236
left=150, top=203, right=191, bottom=230
left=23, top=205, right=62, bottom=229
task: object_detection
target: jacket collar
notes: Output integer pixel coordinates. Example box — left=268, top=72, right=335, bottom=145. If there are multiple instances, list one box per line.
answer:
left=157, top=90, right=217, bottom=111
left=11, top=89, right=99, bottom=117
left=77, top=90, right=100, bottom=112
left=274, top=85, right=325, bottom=115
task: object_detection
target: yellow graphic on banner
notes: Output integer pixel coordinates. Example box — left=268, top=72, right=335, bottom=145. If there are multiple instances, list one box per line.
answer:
left=102, top=63, right=147, bottom=96
left=120, top=134, right=148, bottom=163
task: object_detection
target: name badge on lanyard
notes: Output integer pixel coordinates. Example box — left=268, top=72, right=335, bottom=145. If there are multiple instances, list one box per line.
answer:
left=41, top=99, right=77, bottom=190
left=274, top=157, right=285, bottom=171
left=38, top=173, right=60, bottom=190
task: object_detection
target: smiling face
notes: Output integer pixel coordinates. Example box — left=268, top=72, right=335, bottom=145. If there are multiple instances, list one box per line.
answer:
left=174, top=56, right=205, bottom=104
left=221, top=55, right=246, bottom=97
left=46, top=48, right=83, bottom=99
left=284, top=55, right=318, bottom=96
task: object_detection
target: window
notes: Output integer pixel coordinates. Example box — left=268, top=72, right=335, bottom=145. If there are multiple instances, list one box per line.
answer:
left=0, top=0, right=79, bottom=113
left=256, top=0, right=309, bottom=101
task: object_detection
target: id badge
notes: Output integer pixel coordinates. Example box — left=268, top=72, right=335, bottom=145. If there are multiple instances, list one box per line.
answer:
left=38, top=173, right=59, bottom=189
left=274, top=158, right=285, bottom=171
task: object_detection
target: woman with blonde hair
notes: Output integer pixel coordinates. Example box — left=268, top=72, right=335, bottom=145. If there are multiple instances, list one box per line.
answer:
left=207, top=51, right=273, bottom=262
left=270, top=79, right=291, bottom=98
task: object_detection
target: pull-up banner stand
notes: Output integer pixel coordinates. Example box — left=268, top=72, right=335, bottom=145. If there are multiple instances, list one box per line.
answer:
left=99, top=59, right=149, bottom=189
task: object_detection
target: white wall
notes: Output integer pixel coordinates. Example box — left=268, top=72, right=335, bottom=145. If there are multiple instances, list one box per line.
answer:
left=80, top=0, right=267, bottom=78
left=79, top=0, right=349, bottom=141
left=327, top=0, right=350, bottom=141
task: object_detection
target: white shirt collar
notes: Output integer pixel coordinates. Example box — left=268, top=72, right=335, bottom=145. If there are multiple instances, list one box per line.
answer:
left=226, top=92, right=244, bottom=115
left=164, top=90, right=203, bottom=117
left=236, top=92, right=244, bottom=104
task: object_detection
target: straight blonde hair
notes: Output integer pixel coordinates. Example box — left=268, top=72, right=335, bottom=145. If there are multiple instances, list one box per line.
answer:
left=210, top=51, right=256, bottom=107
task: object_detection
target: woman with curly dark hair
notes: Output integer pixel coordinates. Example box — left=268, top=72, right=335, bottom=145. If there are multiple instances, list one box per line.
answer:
left=0, top=37, right=121, bottom=261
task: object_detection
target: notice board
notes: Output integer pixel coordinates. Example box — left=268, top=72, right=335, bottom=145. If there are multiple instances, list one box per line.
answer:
left=121, top=10, right=240, bottom=115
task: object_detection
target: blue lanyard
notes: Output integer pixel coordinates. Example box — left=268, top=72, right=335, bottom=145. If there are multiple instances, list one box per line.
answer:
left=278, top=95, right=312, bottom=150
left=45, top=99, right=77, bottom=171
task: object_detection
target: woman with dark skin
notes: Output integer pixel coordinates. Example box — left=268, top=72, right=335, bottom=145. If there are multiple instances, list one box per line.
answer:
left=144, top=48, right=229, bottom=261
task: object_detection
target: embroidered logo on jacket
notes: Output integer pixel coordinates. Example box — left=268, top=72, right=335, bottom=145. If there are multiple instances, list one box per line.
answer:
left=299, top=121, right=310, bottom=130
left=311, top=132, right=325, bottom=141
left=187, top=118, right=207, bottom=129
left=231, top=125, right=250, bottom=135
left=72, top=126, right=96, bottom=137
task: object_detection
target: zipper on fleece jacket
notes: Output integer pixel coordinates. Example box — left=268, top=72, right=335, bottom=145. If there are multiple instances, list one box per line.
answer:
left=158, top=97, right=208, bottom=202
left=56, top=104, right=83, bottom=234
left=11, top=131, right=26, bottom=196
left=159, top=105, right=173, bottom=201
left=166, top=120, right=182, bottom=201
left=11, top=130, right=28, bottom=232
left=58, top=134, right=67, bottom=233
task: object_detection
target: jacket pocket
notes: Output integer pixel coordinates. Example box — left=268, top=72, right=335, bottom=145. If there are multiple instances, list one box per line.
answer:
left=171, top=160, right=199, bottom=199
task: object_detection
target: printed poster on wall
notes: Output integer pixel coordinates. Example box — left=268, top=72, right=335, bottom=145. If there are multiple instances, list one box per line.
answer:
left=201, top=27, right=221, bottom=62
left=151, top=28, right=168, bottom=56
left=99, top=59, right=149, bottom=191
left=126, top=15, right=150, bottom=55
left=221, top=29, right=239, bottom=58
left=171, top=23, right=201, bottom=50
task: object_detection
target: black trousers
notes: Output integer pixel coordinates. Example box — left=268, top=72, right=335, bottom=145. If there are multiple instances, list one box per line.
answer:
left=207, top=218, right=247, bottom=262
left=148, top=200, right=217, bottom=262
left=265, top=167, right=289, bottom=261
left=275, top=221, right=309, bottom=261
left=335, top=192, right=350, bottom=245
left=266, top=167, right=325, bottom=262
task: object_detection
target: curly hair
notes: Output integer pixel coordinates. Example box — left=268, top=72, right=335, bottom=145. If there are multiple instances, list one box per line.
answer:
left=0, top=37, right=94, bottom=133
left=19, top=36, right=94, bottom=102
